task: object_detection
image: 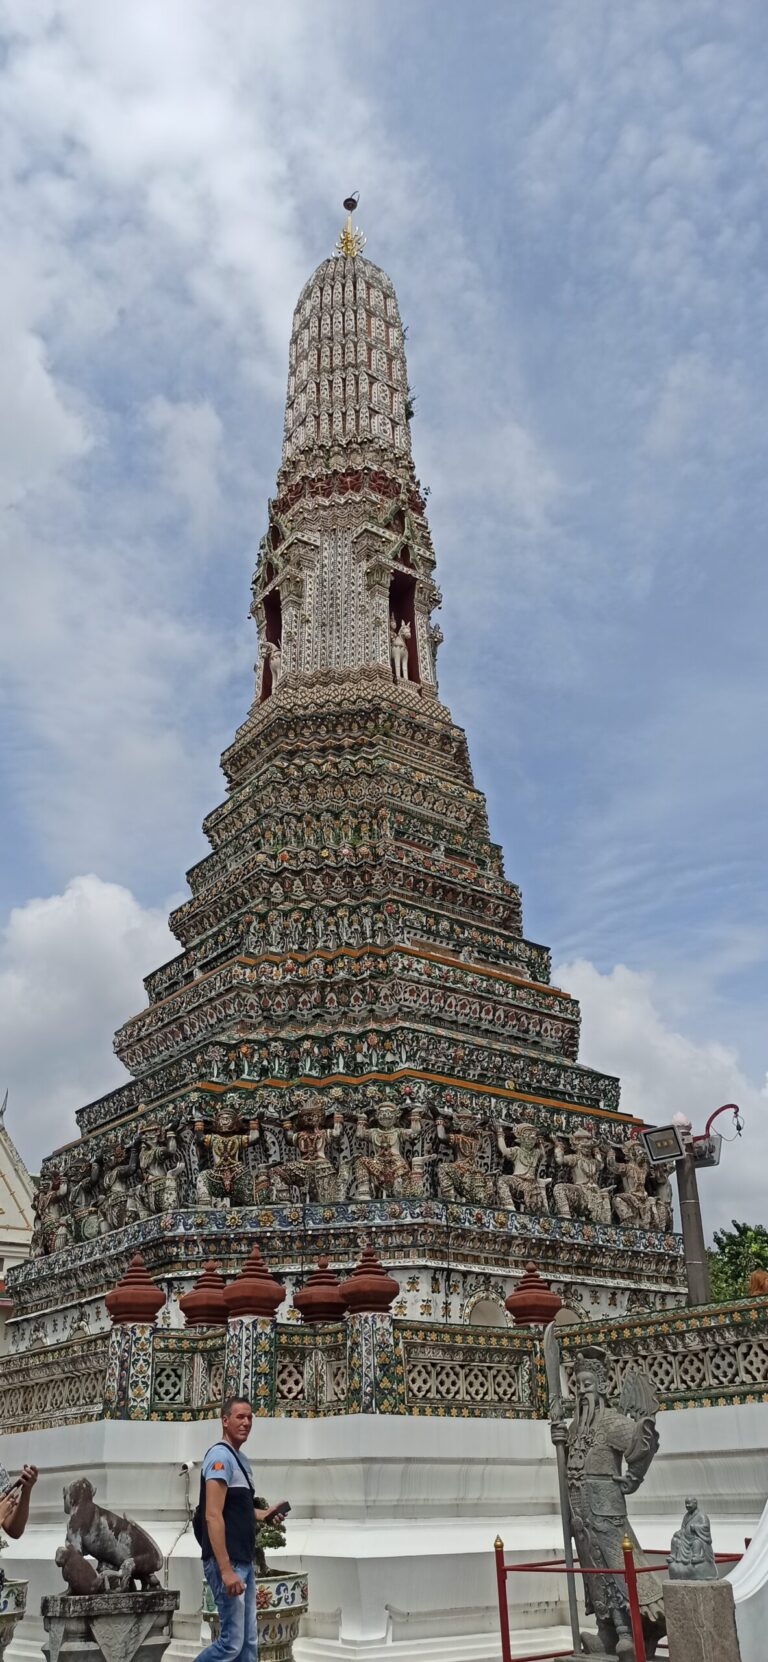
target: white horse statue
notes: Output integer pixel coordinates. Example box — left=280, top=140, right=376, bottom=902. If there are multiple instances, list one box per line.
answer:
left=390, top=615, right=411, bottom=681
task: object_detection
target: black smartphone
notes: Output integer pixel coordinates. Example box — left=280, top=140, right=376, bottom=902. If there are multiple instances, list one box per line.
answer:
left=262, top=1500, right=291, bottom=1525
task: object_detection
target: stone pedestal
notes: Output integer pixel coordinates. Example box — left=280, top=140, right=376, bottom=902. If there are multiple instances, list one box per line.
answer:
left=41, top=1590, right=179, bottom=1662
left=203, top=1573, right=307, bottom=1662
left=0, top=1577, right=27, bottom=1661
left=663, top=1578, right=741, bottom=1662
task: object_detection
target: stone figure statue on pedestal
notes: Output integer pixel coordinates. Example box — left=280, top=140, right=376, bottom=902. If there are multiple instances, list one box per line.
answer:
left=137, top=1124, right=180, bottom=1216
left=278, top=1092, right=345, bottom=1203
left=553, top=1129, right=612, bottom=1225
left=43, top=1478, right=178, bottom=1662
left=354, top=1100, right=423, bottom=1198
left=668, top=1498, right=718, bottom=1582
left=496, top=1119, right=551, bottom=1213
left=97, top=1143, right=141, bottom=1234
left=551, top=1347, right=666, bottom=1658
left=436, top=1109, right=496, bottom=1205
left=608, top=1141, right=654, bottom=1230
left=649, top=1162, right=675, bottom=1233
left=33, top=1168, right=74, bottom=1254
left=194, top=1098, right=260, bottom=1208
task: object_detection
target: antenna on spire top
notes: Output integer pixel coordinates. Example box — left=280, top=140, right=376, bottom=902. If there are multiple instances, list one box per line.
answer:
left=336, top=193, right=366, bottom=259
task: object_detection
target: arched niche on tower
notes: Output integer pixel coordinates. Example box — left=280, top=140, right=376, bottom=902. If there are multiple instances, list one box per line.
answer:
left=389, top=567, right=419, bottom=682
left=260, top=585, right=283, bottom=702
left=468, top=1297, right=507, bottom=1329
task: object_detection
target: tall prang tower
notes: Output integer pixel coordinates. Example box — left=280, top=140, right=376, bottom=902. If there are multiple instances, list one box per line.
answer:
left=10, top=208, right=682, bottom=1350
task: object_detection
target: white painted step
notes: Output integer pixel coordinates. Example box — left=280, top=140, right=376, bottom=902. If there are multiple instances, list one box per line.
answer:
left=294, top=1625, right=573, bottom=1661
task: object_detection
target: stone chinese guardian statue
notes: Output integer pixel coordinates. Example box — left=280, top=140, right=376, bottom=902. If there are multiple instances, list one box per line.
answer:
left=552, top=1346, right=666, bottom=1658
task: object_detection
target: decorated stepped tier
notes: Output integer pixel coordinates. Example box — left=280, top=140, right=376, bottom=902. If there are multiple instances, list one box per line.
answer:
left=8, top=215, right=683, bottom=1355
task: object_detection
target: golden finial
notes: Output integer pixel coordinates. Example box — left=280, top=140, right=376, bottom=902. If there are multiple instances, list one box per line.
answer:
left=336, top=191, right=366, bottom=258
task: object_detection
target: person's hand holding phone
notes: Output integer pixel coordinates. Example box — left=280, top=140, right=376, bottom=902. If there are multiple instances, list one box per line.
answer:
left=0, top=1482, right=21, bottom=1531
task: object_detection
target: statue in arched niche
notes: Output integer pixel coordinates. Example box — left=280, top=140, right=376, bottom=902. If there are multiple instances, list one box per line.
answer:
left=389, top=615, right=411, bottom=681
left=267, top=640, right=283, bottom=687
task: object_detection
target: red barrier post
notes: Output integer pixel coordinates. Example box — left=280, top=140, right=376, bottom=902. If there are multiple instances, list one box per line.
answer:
left=494, top=1536, right=513, bottom=1662
left=621, top=1535, right=646, bottom=1662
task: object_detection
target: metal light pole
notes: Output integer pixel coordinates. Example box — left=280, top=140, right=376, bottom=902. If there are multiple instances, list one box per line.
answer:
left=674, top=1125, right=711, bottom=1305
left=640, top=1105, right=743, bottom=1308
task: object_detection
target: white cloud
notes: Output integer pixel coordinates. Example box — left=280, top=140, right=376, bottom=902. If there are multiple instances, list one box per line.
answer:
left=556, top=957, right=768, bottom=1239
left=0, top=875, right=174, bottom=1165
left=144, top=396, right=224, bottom=541
left=642, top=351, right=749, bottom=461
left=0, top=311, right=90, bottom=508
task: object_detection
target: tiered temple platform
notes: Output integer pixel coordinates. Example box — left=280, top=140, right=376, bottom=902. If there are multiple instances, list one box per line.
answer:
left=1, top=1293, right=767, bottom=1660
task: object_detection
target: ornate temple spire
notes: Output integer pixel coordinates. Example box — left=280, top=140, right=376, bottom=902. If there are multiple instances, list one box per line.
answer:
left=281, top=223, right=411, bottom=471
left=335, top=191, right=367, bottom=259
left=14, top=213, right=678, bottom=1350
left=248, top=201, right=441, bottom=699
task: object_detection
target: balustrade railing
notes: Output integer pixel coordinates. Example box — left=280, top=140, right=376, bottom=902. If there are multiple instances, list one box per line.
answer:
left=1, top=1297, right=766, bottom=1430
left=396, top=1321, right=542, bottom=1416
left=0, top=1336, right=108, bottom=1431
left=556, top=1295, right=768, bottom=1410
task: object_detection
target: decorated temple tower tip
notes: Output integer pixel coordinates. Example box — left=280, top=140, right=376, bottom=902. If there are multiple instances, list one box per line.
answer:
left=336, top=191, right=367, bottom=259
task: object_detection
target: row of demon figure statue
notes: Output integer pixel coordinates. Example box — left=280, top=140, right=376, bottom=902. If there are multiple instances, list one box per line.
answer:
left=32, top=1092, right=675, bottom=1254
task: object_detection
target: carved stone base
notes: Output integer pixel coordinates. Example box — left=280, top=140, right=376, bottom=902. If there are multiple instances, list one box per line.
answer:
left=663, top=1577, right=742, bottom=1661
left=41, top=1590, right=179, bottom=1662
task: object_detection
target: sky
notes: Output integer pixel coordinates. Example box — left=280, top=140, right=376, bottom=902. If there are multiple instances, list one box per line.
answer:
left=0, top=0, right=766, bottom=1237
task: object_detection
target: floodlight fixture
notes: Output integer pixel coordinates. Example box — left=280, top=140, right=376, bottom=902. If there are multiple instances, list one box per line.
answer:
left=639, top=1124, right=686, bottom=1166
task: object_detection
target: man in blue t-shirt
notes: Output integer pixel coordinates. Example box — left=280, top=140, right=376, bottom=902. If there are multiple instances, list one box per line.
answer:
left=196, top=1396, right=286, bottom=1662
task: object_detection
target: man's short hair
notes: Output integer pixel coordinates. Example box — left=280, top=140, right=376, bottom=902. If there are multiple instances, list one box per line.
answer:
left=221, top=1395, right=252, bottom=1418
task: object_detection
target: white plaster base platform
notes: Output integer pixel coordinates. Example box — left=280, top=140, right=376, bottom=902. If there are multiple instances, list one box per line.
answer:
left=1, top=1404, right=765, bottom=1662
left=294, top=1627, right=573, bottom=1660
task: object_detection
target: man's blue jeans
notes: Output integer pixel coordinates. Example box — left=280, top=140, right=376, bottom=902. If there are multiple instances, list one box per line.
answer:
left=198, top=1559, right=257, bottom=1662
